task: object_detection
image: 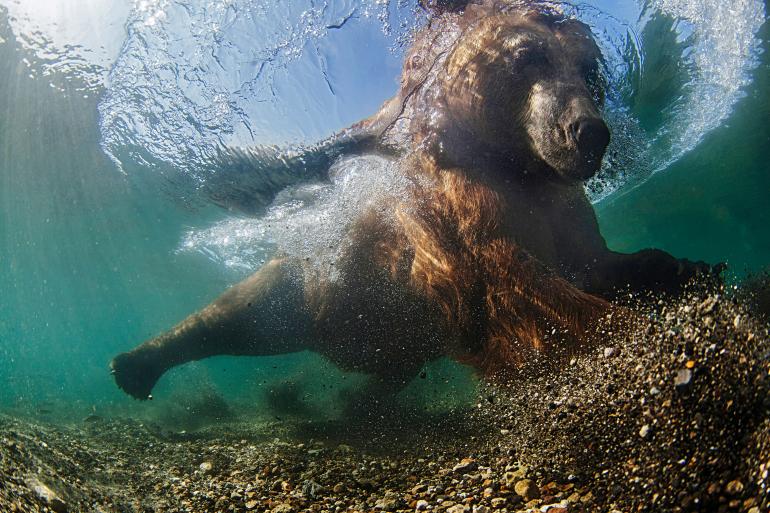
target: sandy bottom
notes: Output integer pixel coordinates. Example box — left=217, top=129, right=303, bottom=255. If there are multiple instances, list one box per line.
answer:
left=1, top=286, right=769, bottom=513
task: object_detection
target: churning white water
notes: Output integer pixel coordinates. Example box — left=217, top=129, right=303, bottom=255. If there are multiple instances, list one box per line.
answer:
left=180, top=155, right=409, bottom=274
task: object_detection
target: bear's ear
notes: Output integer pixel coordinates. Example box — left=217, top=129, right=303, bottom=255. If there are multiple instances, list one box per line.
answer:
left=418, top=0, right=471, bottom=15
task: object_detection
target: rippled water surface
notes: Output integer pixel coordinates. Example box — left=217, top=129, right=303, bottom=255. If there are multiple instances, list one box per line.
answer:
left=0, top=0, right=768, bottom=414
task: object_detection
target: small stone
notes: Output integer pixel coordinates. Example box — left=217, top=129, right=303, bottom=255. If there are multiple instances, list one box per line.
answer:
left=416, top=499, right=430, bottom=511
left=674, top=369, right=692, bottom=388
left=472, top=506, right=490, bottom=513
left=514, top=479, right=540, bottom=501
left=302, top=480, right=322, bottom=499
left=199, top=461, right=214, bottom=473
left=333, top=483, right=345, bottom=493
left=453, top=458, right=478, bottom=474
left=639, top=424, right=651, bottom=438
left=375, top=497, right=399, bottom=511
left=245, top=500, right=258, bottom=510
left=603, top=347, right=617, bottom=358
left=446, top=505, right=465, bottom=513
left=490, top=497, right=506, bottom=508
left=272, top=504, right=294, bottom=513
left=28, top=479, right=67, bottom=513
left=540, top=506, right=568, bottom=513
left=508, top=465, right=529, bottom=480
left=699, top=296, right=717, bottom=313
left=725, top=479, right=744, bottom=495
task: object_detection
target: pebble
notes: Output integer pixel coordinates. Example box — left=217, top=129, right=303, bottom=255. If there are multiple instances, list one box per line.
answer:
left=453, top=458, right=479, bottom=474
left=725, top=479, right=744, bottom=495
left=272, top=503, right=294, bottom=513
left=514, top=479, right=540, bottom=501
left=27, top=478, right=67, bottom=513
left=674, top=369, right=693, bottom=388
left=375, top=496, right=399, bottom=511
left=490, top=497, right=506, bottom=508
left=540, top=505, right=568, bottom=513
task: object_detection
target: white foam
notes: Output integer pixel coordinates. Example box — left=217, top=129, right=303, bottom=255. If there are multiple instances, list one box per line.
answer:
left=179, top=155, right=409, bottom=276
left=583, top=0, right=765, bottom=201
left=648, top=0, right=765, bottom=163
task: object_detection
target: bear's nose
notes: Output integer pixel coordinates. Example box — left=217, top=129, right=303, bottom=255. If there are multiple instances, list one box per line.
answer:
left=570, top=117, right=610, bottom=158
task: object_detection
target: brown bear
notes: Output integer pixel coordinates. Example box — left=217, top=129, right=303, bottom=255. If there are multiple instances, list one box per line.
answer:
left=111, top=0, right=718, bottom=401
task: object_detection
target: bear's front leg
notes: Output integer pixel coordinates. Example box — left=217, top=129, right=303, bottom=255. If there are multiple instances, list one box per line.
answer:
left=110, top=258, right=312, bottom=399
left=586, top=249, right=723, bottom=298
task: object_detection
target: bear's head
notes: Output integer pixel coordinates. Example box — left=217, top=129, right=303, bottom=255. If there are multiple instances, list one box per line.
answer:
left=407, top=2, right=610, bottom=182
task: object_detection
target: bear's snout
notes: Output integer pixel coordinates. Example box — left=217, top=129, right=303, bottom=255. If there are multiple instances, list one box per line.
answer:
left=526, top=84, right=610, bottom=181
left=569, top=116, right=610, bottom=178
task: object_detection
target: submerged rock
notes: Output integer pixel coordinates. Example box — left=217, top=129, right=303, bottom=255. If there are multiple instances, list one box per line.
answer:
left=514, top=479, right=540, bottom=501
left=453, top=458, right=478, bottom=474
left=26, top=477, right=67, bottom=513
left=674, top=368, right=693, bottom=388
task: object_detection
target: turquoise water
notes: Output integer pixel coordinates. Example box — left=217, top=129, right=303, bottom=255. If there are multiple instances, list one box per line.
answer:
left=0, top=0, right=767, bottom=422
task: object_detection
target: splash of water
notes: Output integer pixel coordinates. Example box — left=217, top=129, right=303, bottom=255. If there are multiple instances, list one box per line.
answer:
left=582, top=0, right=766, bottom=201
left=180, top=155, right=409, bottom=274
left=649, top=0, right=765, bottom=160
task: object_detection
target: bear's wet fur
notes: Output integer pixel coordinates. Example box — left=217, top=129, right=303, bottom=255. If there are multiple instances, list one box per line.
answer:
left=111, top=0, right=719, bottom=401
